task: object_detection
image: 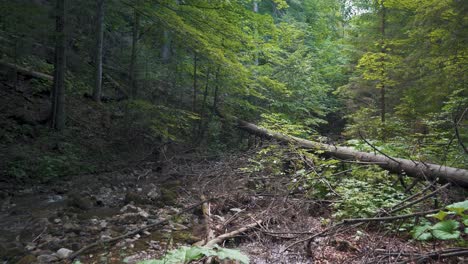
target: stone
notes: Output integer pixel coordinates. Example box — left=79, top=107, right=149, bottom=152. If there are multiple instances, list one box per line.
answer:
left=63, top=223, right=80, bottom=233
left=37, top=254, right=59, bottom=263
left=147, top=187, right=161, bottom=200
left=66, top=192, right=92, bottom=210
left=56, top=248, right=73, bottom=259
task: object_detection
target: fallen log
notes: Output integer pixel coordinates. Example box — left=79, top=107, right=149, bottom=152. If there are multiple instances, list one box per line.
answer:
left=231, top=118, right=468, bottom=187
left=0, top=60, right=53, bottom=81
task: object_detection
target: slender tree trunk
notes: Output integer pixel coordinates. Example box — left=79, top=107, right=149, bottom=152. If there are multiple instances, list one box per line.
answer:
left=192, top=53, right=198, bottom=112
left=198, top=68, right=210, bottom=139
left=253, top=1, right=259, bottom=66
left=380, top=1, right=386, bottom=124
left=93, top=0, right=105, bottom=102
left=212, top=66, right=220, bottom=113
left=130, top=9, right=139, bottom=99
left=161, top=30, right=171, bottom=63
left=51, top=0, right=66, bottom=131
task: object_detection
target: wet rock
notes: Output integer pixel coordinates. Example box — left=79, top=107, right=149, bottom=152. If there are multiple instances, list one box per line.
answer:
left=125, top=192, right=148, bottom=205
left=66, top=192, right=92, bottom=210
left=16, top=254, right=37, bottom=264
left=37, top=254, right=59, bottom=263
left=56, top=248, right=73, bottom=259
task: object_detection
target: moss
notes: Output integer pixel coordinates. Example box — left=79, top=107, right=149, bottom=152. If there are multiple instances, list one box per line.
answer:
left=15, top=255, right=37, bottom=264
left=172, top=231, right=201, bottom=244
left=159, top=182, right=180, bottom=206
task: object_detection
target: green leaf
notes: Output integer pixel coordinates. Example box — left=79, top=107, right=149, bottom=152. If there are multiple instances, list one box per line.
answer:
left=185, top=247, right=216, bottom=262
left=411, top=224, right=433, bottom=241
left=215, top=247, right=250, bottom=264
left=429, top=210, right=448, bottom=221
left=446, top=200, right=468, bottom=216
left=431, top=220, right=461, bottom=240
left=463, top=218, right=468, bottom=226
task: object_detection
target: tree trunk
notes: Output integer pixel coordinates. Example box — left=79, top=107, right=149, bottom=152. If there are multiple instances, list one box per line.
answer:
left=130, top=8, right=139, bottom=99
left=51, top=0, right=66, bottom=131
left=380, top=1, right=386, bottom=124
left=227, top=117, right=468, bottom=187
left=161, top=30, right=171, bottom=63
left=93, top=0, right=105, bottom=102
left=212, top=67, right=220, bottom=113
left=192, top=53, right=198, bottom=112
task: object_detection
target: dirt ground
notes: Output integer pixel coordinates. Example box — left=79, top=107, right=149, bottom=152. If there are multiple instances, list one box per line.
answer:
left=1, top=147, right=466, bottom=264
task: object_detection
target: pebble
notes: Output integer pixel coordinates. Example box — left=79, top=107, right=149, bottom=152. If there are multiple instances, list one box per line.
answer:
left=56, top=248, right=74, bottom=259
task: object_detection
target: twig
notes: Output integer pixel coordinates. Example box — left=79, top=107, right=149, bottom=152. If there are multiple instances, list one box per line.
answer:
left=205, top=221, right=262, bottom=247
left=68, top=197, right=219, bottom=260
left=358, top=131, right=401, bottom=165
left=342, top=208, right=440, bottom=224
left=389, top=183, right=450, bottom=214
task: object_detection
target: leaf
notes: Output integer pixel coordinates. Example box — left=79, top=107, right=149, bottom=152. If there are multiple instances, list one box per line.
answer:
left=446, top=200, right=468, bottom=216
left=428, top=210, right=448, bottom=221
left=431, top=220, right=461, bottom=240
left=411, top=225, right=433, bottom=241
left=215, top=247, right=250, bottom=264
left=463, top=218, right=468, bottom=226
left=184, top=247, right=216, bottom=262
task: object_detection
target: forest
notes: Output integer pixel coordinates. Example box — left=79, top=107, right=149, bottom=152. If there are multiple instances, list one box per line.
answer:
left=0, top=0, right=467, bottom=263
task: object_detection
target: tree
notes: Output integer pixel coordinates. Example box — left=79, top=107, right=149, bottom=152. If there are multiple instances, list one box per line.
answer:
left=51, top=0, right=66, bottom=131
left=130, top=8, right=140, bottom=99
left=93, top=0, right=105, bottom=102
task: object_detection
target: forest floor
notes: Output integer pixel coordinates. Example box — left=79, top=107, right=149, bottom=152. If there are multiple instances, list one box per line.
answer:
left=1, top=148, right=462, bottom=264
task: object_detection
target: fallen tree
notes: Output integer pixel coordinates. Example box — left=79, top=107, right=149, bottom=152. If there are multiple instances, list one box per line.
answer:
left=231, top=118, right=468, bottom=187
left=0, top=60, right=53, bottom=81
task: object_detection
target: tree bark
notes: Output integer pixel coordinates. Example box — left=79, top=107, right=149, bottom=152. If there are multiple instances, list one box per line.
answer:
left=228, top=117, right=468, bottom=187
left=51, top=0, right=66, bottom=131
left=93, top=0, right=105, bottom=102
left=130, top=8, right=139, bottom=99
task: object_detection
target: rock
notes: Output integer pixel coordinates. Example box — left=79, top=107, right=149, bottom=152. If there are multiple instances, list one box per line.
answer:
left=25, top=243, right=36, bottom=251
left=125, top=192, right=148, bottom=205
left=66, top=192, right=92, bottom=210
left=63, top=223, right=80, bottom=233
left=16, top=254, right=37, bottom=264
left=147, top=186, right=161, bottom=200
left=37, top=254, right=59, bottom=263
left=56, top=248, right=73, bottom=259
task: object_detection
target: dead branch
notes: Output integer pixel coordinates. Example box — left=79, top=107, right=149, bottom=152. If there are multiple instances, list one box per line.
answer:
left=342, top=209, right=440, bottom=224
left=204, top=221, right=262, bottom=247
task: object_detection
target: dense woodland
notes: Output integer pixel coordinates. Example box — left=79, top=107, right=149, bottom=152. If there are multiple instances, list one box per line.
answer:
left=0, top=0, right=467, bottom=263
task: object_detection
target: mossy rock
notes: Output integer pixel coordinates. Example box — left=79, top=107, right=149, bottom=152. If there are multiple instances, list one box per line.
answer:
left=66, top=192, right=92, bottom=210
left=15, top=255, right=37, bottom=264
left=159, top=182, right=180, bottom=206
left=172, top=231, right=201, bottom=244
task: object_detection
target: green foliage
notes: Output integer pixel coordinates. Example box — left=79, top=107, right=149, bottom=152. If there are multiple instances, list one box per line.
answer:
left=411, top=200, right=468, bottom=241
left=137, top=245, right=249, bottom=264
left=125, top=100, right=198, bottom=142
left=331, top=177, right=407, bottom=219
